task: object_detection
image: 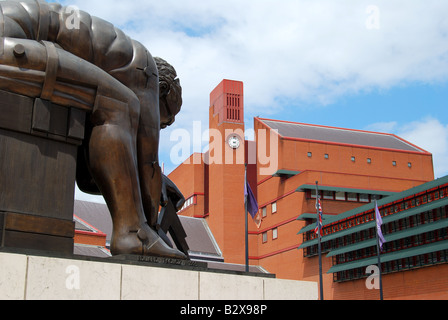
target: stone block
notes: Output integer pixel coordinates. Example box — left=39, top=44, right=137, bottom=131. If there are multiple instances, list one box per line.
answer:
left=263, top=277, right=318, bottom=300
left=121, top=264, right=199, bottom=300
left=25, top=255, right=121, bottom=300
left=199, top=271, right=264, bottom=300
left=0, top=252, right=27, bottom=300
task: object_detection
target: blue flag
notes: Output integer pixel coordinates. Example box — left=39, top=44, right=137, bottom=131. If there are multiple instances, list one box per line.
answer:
left=244, top=179, right=259, bottom=219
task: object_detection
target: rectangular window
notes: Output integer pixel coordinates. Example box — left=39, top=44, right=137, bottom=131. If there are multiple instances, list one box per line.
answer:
left=272, top=228, right=278, bottom=240
left=335, top=191, right=346, bottom=201
left=262, top=207, right=267, bottom=218
left=359, top=194, right=369, bottom=203
left=323, top=191, right=334, bottom=200
left=347, top=193, right=358, bottom=202
left=262, top=232, right=268, bottom=243
left=271, top=202, right=277, bottom=213
left=311, top=189, right=317, bottom=199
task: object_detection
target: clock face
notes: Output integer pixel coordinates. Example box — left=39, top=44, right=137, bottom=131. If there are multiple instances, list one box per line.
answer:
left=228, top=135, right=241, bottom=149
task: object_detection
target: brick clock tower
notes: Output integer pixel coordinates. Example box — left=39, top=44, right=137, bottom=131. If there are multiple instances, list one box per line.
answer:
left=207, top=79, right=246, bottom=264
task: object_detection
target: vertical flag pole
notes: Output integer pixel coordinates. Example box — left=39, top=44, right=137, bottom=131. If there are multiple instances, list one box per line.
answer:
left=244, top=163, right=259, bottom=273
left=374, top=200, right=384, bottom=300
left=315, top=181, right=324, bottom=301
left=245, top=164, right=249, bottom=273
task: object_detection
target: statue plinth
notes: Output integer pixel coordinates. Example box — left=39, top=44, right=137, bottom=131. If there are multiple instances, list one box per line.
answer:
left=0, top=90, right=86, bottom=254
left=113, top=254, right=208, bottom=270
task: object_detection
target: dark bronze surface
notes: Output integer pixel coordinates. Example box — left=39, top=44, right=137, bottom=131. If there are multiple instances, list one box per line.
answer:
left=0, top=0, right=187, bottom=259
left=157, top=174, right=190, bottom=257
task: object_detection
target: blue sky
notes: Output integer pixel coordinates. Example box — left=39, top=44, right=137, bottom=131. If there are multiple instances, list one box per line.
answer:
left=56, top=0, right=448, bottom=202
left=289, top=82, right=448, bottom=129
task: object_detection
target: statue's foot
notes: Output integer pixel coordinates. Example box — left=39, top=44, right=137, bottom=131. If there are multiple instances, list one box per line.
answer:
left=111, top=224, right=187, bottom=260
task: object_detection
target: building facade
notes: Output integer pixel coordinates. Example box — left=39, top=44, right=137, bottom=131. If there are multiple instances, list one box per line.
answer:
left=300, top=175, right=448, bottom=299
left=168, top=79, right=446, bottom=299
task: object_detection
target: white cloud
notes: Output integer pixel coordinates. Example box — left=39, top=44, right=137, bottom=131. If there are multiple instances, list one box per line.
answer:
left=364, top=121, right=398, bottom=134
left=398, top=118, right=448, bottom=179
left=62, top=0, right=448, bottom=112
left=56, top=0, right=448, bottom=177
left=366, top=117, right=448, bottom=179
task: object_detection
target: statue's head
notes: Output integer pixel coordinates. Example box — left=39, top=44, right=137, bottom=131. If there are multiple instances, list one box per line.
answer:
left=154, top=57, right=182, bottom=129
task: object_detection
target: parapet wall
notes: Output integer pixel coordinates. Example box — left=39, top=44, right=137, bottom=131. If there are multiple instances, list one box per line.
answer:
left=0, top=251, right=317, bottom=300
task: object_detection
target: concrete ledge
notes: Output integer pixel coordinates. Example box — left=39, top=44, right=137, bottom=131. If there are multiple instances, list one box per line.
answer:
left=0, top=252, right=317, bottom=300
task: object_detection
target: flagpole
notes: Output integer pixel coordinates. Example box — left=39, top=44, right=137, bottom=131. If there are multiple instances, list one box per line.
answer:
left=316, top=181, right=324, bottom=301
left=374, top=200, right=384, bottom=300
left=245, top=163, right=249, bottom=273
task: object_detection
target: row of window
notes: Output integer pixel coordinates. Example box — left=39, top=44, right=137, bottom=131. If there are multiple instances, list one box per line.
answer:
left=304, top=185, right=448, bottom=242
left=259, top=202, right=279, bottom=243
left=306, top=152, right=413, bottom=167
left=260, top=201, right=277, bottom=218
left=332, top=224, right=448, bottom=266
left=262, top=228, right=278, bottom=243
left=334, top=249, right=448, bottom=282
left=304, top=203, right=448, bottom=257
left=304, top=199, right=448, bottom=282
left=307, top=189, right=383, bottom=203
left=226, top=93, right=241, bottom=108
left=179, top=195, right=196, bottom=212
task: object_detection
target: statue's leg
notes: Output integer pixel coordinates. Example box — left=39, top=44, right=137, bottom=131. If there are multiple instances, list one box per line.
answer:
left=131, top=54, right=164, bottom=229
left=137, top=122, right=163, bottom=229
left=0, top=38, right=186, bottom=259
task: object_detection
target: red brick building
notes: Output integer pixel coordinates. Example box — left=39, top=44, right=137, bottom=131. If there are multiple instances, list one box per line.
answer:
left=168, top=79, right=448, bottom=299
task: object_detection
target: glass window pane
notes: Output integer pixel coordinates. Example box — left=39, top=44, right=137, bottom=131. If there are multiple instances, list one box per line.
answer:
left=335, top=191, right=345, bottom=201
left=347, top=193, right=357, bottom=201
left=359, top=194, right=369, bottom=202
left=323, top=191, right=334, bottom=200
left=273, top=228, right=278, bottom=240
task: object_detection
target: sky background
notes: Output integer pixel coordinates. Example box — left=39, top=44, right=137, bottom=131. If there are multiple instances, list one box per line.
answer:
left=57, top=0, right=448, bottom=203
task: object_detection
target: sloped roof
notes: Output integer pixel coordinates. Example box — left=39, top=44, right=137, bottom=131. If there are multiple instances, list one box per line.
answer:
left=73, top=200, right=271, bottom=274
left=177, top=215, right=223, bottom=261
left=74, top=200, right=112, bottom=242
left=258, top=118, right=428, bottom=153
left=73, top=200, right=222, bottom=261
left=74, top=244, right=111, bottom=258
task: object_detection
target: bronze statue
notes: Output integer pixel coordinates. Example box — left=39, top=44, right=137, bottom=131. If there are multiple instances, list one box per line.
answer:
left=0, top=0, right=186, bottom=259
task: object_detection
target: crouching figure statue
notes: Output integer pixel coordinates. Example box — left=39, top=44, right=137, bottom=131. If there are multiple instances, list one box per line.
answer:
left=0, top=0, right=187, bottom=259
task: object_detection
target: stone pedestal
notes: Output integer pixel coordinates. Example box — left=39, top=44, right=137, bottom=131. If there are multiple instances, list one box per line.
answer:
left=0, top=90, right=86, bottom=254
left=0, top=251, right=318, bottom=300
